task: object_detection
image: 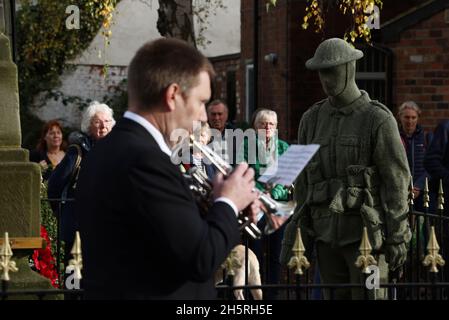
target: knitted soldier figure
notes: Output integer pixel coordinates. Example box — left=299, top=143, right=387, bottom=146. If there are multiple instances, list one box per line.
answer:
left=281, top=38, right=412, bottom=300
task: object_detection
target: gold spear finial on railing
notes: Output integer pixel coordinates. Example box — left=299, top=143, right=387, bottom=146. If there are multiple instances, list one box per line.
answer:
left=68, top=231, right=83, bottom=280
left=222, top=247, right=241, bottom=277
left=355, top=227, right=377, bottom=274
left=0, top=232, right=19, bottom=281
left=287, top=228, right=310, bottom=275
left=423, top=177, right=430, bottom=208
left=423, top=226, right=445, bottom=273
left=437, top=179, right=444, bottom=210
left=408, top=178, right=415, bottom=206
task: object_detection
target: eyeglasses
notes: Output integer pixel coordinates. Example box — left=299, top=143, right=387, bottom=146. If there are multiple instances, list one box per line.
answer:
left=259, top=121, right=277, bottom=128
left=92, top=119, right=113, bottom=128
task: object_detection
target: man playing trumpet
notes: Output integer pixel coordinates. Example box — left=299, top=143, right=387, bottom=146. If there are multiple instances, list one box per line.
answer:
left=76, top=38, right=261, bottom=300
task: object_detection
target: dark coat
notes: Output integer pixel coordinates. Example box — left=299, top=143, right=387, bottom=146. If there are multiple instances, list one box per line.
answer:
left=29, top=149, right=52, bottom=181
left=424, top=120, right=449, bottom=198
left=399, top=124, right=430, bottom=191
left=75, top=118, right=240, bottom=300
left=47, top=132, right=93, bottom=243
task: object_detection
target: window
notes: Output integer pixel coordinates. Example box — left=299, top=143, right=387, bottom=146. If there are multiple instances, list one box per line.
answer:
left=356, top=44, right=393, bottom=108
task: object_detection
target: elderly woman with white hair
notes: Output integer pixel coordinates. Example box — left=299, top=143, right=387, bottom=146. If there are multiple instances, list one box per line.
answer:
left=74, top=101, right=116, bottom=143
left=245, top=108, right=289, bottom=200
left=241, top=108, right=290, bottom=300
left=48, top=101, right=115, bottom=277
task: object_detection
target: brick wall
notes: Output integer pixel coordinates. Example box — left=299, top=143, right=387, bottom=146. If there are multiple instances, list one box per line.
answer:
left=241, top=0, right=294, bottom=141
left=33, top=65, right=127, bottom=128
left=389, top=9, right=449, bottom=132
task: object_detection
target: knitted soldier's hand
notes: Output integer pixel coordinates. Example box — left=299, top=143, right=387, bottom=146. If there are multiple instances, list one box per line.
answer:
left=385, top=242, right=408, bottom=271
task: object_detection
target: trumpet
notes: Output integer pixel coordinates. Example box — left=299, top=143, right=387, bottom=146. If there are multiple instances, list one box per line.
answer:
left=187, top=135, right=295, bottom=235
left=184, top=166, right=262, bottom=239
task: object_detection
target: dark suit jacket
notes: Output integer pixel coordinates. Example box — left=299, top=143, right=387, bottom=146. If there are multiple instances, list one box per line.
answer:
left=75, top=118, right=240, bottom=300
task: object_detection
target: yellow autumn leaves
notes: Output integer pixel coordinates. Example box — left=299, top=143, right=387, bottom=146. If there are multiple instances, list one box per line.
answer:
left=302, top=0, right=383, bottom=43
left=302, top=0, right=324, bottom=32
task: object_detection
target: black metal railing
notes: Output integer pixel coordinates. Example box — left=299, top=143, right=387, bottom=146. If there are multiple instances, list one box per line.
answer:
left=2, top=195, right=449, bottom=300
left=215, top=203, right=449, bottom=300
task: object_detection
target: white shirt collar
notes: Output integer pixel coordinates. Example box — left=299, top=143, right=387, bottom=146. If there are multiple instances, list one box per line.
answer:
left=123, top=111, right=172, bottom=157
left=124, top=111, right=238, bottom=217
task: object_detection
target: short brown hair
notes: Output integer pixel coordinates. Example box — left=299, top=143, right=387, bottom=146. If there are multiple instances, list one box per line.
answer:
left=127, top=38, right=215, bottom=111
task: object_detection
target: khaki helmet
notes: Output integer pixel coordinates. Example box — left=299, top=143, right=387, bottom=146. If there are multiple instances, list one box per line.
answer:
left=306, top=38, right=363, bottom=70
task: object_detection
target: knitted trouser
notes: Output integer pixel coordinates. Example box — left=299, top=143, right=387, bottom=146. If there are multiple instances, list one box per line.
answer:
left=316, top=241, right=388, bottom=300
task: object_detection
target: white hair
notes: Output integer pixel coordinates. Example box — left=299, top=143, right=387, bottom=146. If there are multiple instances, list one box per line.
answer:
left=81, top=101, right=116, bottom=134
left=398, top=101, right=421, bottom=117
left=253, top=109, right=278, bottom=129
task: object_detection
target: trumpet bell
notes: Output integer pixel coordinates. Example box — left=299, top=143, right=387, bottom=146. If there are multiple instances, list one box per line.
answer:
left=275, top=200, right=296, bottom=218
left=263, top=200, right=296, bottom=235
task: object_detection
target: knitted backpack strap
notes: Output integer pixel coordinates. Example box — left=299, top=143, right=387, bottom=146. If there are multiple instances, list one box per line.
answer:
left=310, top=100, right=326, bottom=143
left=358, top=103, right=380, bottom=165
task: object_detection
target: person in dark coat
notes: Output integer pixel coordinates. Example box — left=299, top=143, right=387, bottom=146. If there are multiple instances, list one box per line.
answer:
left=75, top=38, right=260, bottom=300
left=397, top=101, right=432, bottom=213
left=424, top=120, right=449, bottom=201
left=207, top=100, right=239, bottom=166
left=47, top=101, right=115, bottom=273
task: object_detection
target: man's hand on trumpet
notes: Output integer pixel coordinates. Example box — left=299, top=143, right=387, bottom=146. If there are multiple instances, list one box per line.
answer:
left=243, top=198, right=263, bottom=224
left=212, top=162, right=268, bottom=223
left=212, top=162, right=259, bottom=212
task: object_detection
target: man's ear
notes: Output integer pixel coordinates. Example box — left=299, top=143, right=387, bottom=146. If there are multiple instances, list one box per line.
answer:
left=165, top=83, right=181, bottom=112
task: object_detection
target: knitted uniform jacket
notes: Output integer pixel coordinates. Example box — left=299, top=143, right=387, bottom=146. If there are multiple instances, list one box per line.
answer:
left=281, top=91, right=411, bottom=263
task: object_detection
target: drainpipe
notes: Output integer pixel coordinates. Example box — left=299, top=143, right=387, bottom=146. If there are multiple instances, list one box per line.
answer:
left=286, top=0, right=290, bottom=141
left=253, top=0, right=259, bottom=111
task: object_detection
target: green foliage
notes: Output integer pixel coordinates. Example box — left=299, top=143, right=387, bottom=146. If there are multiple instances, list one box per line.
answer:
left=20, top=106, right=45, bottom=150
left=18, top=1, right=100, bottom=107
left=40, top=182, right=60, bottom=261
left=36, top=181, right=65, bottom=277
left=192, top=0, right=227, bottom=48
left=103, top=78, right=128, bottom=120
